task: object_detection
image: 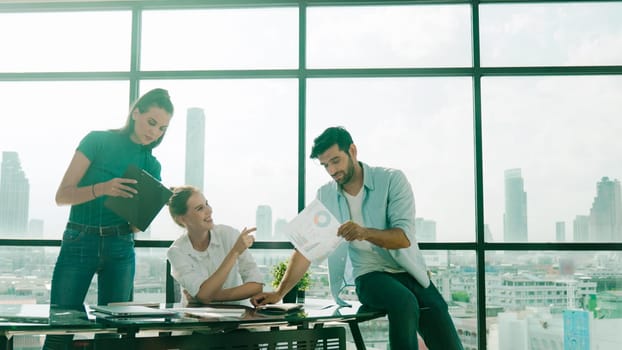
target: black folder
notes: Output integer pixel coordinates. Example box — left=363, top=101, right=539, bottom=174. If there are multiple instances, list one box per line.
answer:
left=104, top=164, right=172, bottom=231
left=256, top=303, right=303, bottom=314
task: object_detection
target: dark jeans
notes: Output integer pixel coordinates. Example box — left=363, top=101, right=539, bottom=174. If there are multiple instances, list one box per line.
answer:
left=355, top=271, right=464, bottom=350
left=43, top=226, right=135, bottom=350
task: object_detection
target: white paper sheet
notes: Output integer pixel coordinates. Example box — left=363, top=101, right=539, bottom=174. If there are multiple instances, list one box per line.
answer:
left=171, top=307, right=247, bottom=318
left=285, top=199, right=344, bottom=262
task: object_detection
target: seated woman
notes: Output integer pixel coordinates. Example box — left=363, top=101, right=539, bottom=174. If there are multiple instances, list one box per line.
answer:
left=167, top=185, right=263, bottom=305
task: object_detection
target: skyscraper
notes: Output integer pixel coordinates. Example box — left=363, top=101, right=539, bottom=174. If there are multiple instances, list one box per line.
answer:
left=28, top=218, right=44, bottom=237
left=588, top=177, right=622, bottom=242
left=0, top=151, right=30, bottom=234
left=415, top=217, right=436, bottom=242
left=555, top=221, right=566, bottom=242
left=573, top=215, right=590, bottom=242
left=256, top=205, right=273, bottom=240
left=185, top=108, right=205, bottom=192
left=484, top=224, right=494, bottom=242
left=503, top=168, right=528, bottom=242
left=273, top=218, right=288, bottom=241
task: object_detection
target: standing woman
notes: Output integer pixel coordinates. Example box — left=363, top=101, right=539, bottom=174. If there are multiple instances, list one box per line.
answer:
left=44, top=88, right=174, bottom=349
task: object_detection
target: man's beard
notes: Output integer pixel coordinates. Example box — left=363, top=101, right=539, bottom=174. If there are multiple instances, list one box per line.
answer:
left=336, top=155, right=355, bottom=185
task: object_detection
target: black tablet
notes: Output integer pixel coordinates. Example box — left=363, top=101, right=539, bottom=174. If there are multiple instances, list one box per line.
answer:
left=104, top=164, right=172, bottom=231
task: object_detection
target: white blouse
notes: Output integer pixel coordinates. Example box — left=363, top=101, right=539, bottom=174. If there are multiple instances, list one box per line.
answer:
left=167, top=224, right=264, bottom=304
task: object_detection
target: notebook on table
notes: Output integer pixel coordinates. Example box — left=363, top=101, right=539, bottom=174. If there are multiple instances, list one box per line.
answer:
left=104, top=164, right=173, bottom=231
left=90, top=305, right=176, bottom=318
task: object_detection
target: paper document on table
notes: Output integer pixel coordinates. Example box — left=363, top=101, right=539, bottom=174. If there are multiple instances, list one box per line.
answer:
left=171, top=307, right=247, bottom=319
left=285, top=199, right=344, bottom=262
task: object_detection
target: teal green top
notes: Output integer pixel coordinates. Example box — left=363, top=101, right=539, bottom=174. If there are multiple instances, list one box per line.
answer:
left=68, top=130, right=162, bottom=226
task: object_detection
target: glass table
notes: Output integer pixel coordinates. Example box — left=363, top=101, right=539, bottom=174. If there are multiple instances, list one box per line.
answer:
left=0, top=300, right=385, bottom=350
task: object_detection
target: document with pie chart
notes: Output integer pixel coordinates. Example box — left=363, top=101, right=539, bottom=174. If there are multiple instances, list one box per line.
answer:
left=285, top=199, right=344, bottom=263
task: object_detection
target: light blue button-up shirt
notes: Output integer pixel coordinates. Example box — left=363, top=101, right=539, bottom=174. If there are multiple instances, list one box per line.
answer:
left=317, top=162, right=430, bottom=306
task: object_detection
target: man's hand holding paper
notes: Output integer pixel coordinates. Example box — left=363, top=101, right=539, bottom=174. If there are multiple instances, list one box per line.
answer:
left=337, top=220, right=369, bottom=241
left=285, top=199, right=344, bottom=263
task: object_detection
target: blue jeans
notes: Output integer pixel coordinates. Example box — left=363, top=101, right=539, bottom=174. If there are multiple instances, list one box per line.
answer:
left=43, top=226, right=135, bottom=350
left=355, top=271, right=464, bottom=350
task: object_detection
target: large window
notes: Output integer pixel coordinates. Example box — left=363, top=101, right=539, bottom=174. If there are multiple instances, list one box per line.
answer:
left=306, top=5, right=472, bottom=68
left=141, top=8, right=298, bottom=70
left=0, top=11, right=131, bottom=72
left=1, top=1, right=621, bottom=349
left=482, top=76, right=622, bottom=243
left=306, top=77, right=475, bottom=242
left=139, top=79, right=299, bottom=241
left=0, top=81, right=129, bottom=238
left=479, top=2, right=622, bottom=67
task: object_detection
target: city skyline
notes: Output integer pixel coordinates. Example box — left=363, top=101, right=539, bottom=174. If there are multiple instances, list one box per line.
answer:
left=2, top=153, right=622, bottom=244
left=0, top=151, right=29, bottom=235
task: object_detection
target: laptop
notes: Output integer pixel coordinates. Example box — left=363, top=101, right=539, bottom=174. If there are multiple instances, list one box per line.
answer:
left=0, top=304, right=49, bottom=324
left=90, top=305, right=176, bottom=318
left=104, top=164, right=173, bottom=231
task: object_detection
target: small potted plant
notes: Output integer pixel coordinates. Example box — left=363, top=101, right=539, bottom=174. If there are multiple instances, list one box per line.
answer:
left=271, top=259, right=311, bottom=303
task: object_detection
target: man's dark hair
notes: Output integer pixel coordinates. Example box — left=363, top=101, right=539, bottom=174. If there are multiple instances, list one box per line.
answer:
left=310, top=126, right=353, bottom=159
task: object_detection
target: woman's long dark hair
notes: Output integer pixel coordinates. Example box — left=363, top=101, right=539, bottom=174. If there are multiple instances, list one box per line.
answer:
left=116, top=88, right=174, bottom=149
